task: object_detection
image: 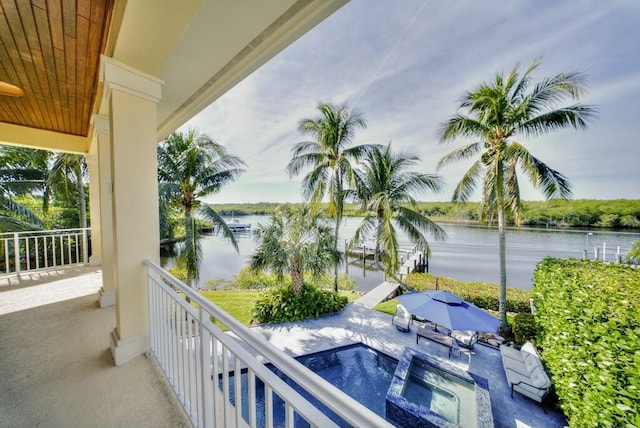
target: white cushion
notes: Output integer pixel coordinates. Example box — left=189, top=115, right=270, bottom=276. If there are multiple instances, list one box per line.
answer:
left=500, top=344, right=524, bottom=362
left=523, top=354, right=540, bottom=374
left=529, top=367, right=551, bottom=389
left=521, top=342, right=539, bottom=358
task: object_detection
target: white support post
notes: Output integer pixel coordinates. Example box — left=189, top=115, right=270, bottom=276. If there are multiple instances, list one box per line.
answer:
left=101, top=56, right=162, bottom=365
left=13, top=232, right=20, bottom=276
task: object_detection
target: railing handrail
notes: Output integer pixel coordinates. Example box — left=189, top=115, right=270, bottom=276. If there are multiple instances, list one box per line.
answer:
left=1, top=227, right=90, bottom=276
left=148, top=267, right=337, bottom=427
left=145, top=260, right=393, bottom=427
left=0, top=227, right=90, bottom=239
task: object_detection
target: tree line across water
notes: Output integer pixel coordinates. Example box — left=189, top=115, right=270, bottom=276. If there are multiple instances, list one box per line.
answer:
left=213, top=199, right=640, bottom=230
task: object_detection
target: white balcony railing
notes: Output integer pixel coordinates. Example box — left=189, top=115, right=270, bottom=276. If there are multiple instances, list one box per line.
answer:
left=146, top=261, right=392, bottom=428
left=0, top=228, right=89, bottom=276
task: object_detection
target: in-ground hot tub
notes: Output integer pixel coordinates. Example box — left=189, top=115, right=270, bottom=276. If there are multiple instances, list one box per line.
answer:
left=386, top=348, right=493, bottom=428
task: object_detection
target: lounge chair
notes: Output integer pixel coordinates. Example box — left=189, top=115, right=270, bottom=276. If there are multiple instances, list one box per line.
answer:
left=500, top=341, right=552, bottom=404
left=451, top=330, right=479, bottom=349
left=391, top=304, right=411, bottom=332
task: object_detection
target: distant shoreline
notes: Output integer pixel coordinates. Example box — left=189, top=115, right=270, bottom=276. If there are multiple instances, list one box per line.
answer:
left=211, top=199, right=640, bottom=231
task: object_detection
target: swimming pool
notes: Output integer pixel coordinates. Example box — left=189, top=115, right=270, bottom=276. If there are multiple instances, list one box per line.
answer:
left=224, top=343, right=398, bottom=427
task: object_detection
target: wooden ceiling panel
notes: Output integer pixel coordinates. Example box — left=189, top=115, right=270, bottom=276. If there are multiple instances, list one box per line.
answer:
left=0, top=0, right=113, bottom=139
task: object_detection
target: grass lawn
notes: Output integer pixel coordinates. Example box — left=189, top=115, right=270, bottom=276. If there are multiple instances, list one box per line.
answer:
left=200, top=290, right=260, bottom=326
left=201, top=289, right=361, bottom=330
left=374, top=299, right=398, bottom=316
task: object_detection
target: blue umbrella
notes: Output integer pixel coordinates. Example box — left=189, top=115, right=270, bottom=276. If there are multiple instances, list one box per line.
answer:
left=396, top=290, right=500, bottom=333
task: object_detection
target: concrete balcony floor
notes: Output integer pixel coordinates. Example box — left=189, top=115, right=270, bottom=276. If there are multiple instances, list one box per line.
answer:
left=0, top=267, right=191, bottom=428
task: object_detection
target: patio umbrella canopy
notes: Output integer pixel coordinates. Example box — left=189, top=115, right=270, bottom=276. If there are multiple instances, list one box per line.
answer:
left=397, top=290, right=500, bottom=333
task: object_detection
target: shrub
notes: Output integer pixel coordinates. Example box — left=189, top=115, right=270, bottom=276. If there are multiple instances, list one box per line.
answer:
left=168, top=264, right=189, bottom=284
left=405, top=273, right=532, bottom=313
left=227, top=268, right=282, bottom=289
left=512, top=313, right=536, bottom=344
left=206, top=267, right=356, bottom=291
left=252, top=283, right=348, bottom=324
left=533, top=257, right=640, bottom=427
left=625, top=239, right=640, bottom=265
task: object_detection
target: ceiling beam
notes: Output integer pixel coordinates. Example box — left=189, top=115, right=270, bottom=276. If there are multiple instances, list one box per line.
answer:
left=0, top=123, right=89, bottom=154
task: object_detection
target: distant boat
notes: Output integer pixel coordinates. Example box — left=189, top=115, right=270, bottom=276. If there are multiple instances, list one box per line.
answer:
left=227, top=218, right=251, bottom=232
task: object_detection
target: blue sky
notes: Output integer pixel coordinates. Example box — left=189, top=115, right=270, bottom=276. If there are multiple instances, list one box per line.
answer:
left=182, top=0, right=640, bottom=204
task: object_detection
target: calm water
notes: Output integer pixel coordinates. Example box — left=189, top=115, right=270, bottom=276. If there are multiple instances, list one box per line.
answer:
left=162, top=215, right=639, bottom=291
left=226, top=343, right=397, bottom=428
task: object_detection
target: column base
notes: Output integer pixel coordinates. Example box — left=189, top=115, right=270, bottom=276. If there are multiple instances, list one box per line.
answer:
left=89, top=255, right=102, bottom=266
left=99, top=288, right=115, bottom=308
left=110, top=328, right=149, bottom=366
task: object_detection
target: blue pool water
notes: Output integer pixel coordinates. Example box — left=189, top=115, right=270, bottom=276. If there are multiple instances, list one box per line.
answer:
left=223, top=343, right=398, bottom=427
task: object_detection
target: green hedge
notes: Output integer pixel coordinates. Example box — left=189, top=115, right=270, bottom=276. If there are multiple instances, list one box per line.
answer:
left=533, top=258, right=640, bottom=427
left=405, top=273, right=532, bottom=313
left=252, top=283, right=348, bottom=324
left=513, top=313, right=536, bottom=344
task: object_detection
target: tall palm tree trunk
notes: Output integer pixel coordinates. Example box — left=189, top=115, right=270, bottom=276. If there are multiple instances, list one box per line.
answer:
left=291, top=258, right=303, bottom=295
left=375, top=214, right=382, bottom=268
left=498, top=205, right=508, bottom=329
left=496, top=164, right=509, bottom=331
left=333, top=214, right=340, bottom=292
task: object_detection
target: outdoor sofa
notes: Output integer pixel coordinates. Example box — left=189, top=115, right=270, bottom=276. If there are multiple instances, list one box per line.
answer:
left=500, top=341, right=552, bottom=403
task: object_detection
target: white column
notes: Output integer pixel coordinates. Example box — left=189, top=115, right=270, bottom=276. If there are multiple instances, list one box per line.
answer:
left=91, top=114, right=116, bottom=308
left=100, top=56, right=163, bottom=365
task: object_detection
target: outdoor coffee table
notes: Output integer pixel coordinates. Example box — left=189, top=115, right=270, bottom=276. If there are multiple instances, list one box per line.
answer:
left=416, top=325, right=456, bottom=358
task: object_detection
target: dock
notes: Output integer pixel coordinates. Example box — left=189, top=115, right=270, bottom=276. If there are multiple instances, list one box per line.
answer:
left=355, top=249, right=427, bottom=308
left=356, top=281, right=401, bottom=308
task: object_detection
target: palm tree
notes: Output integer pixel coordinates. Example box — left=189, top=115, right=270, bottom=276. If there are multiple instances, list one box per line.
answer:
left=437, top=59, right=597, bottom=330
left=287, top=102, right=375, bottom=292
left=0, top=146, right=51, bottom=230
left=157, top=129, right=246, bottom=287
left=250, top=204, right=341, bottom=295
left=48, top=153, right=88, bottom=228
left=351, top=143, right=445, bottom=276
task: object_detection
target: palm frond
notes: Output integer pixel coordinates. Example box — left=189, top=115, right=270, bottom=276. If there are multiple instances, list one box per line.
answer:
left=0, top=196, right=44, bottom=227
left=397, top=205, right=447, bottom=242
left=0, top=215, right=44, bottom=232
left=508, top=142, right=573, bottom=199
left=503, top=160, right=523, bottom=225
left=349, top=216, right=376, bottom=251
left=449, top=160, right=483, bottom=203
left=439, top=115, right=488, bottom=142
left=519, top=105, right=597, bottom=137
left=377, top=215, right=399, bottom=274
left=509, top=58, right=541, bottom=102
left=436, top=142, right=482, bottom=170
left=200, top=204, right=239, bottom=252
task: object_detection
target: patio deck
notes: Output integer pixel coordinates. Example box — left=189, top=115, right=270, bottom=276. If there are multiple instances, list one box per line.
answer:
left=0, top=268, right=190, bottom=428
left=0, top=268, right=566, bottom=427
left=245, top=301, right=567, bottom=428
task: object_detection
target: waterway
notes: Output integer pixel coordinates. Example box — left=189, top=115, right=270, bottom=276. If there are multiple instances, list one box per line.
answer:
left=161, top=215, right=639, bottom=292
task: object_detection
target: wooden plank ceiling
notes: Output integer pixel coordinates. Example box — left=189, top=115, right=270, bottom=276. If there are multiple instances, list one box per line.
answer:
left=0, top=0, right=113, bottom=137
